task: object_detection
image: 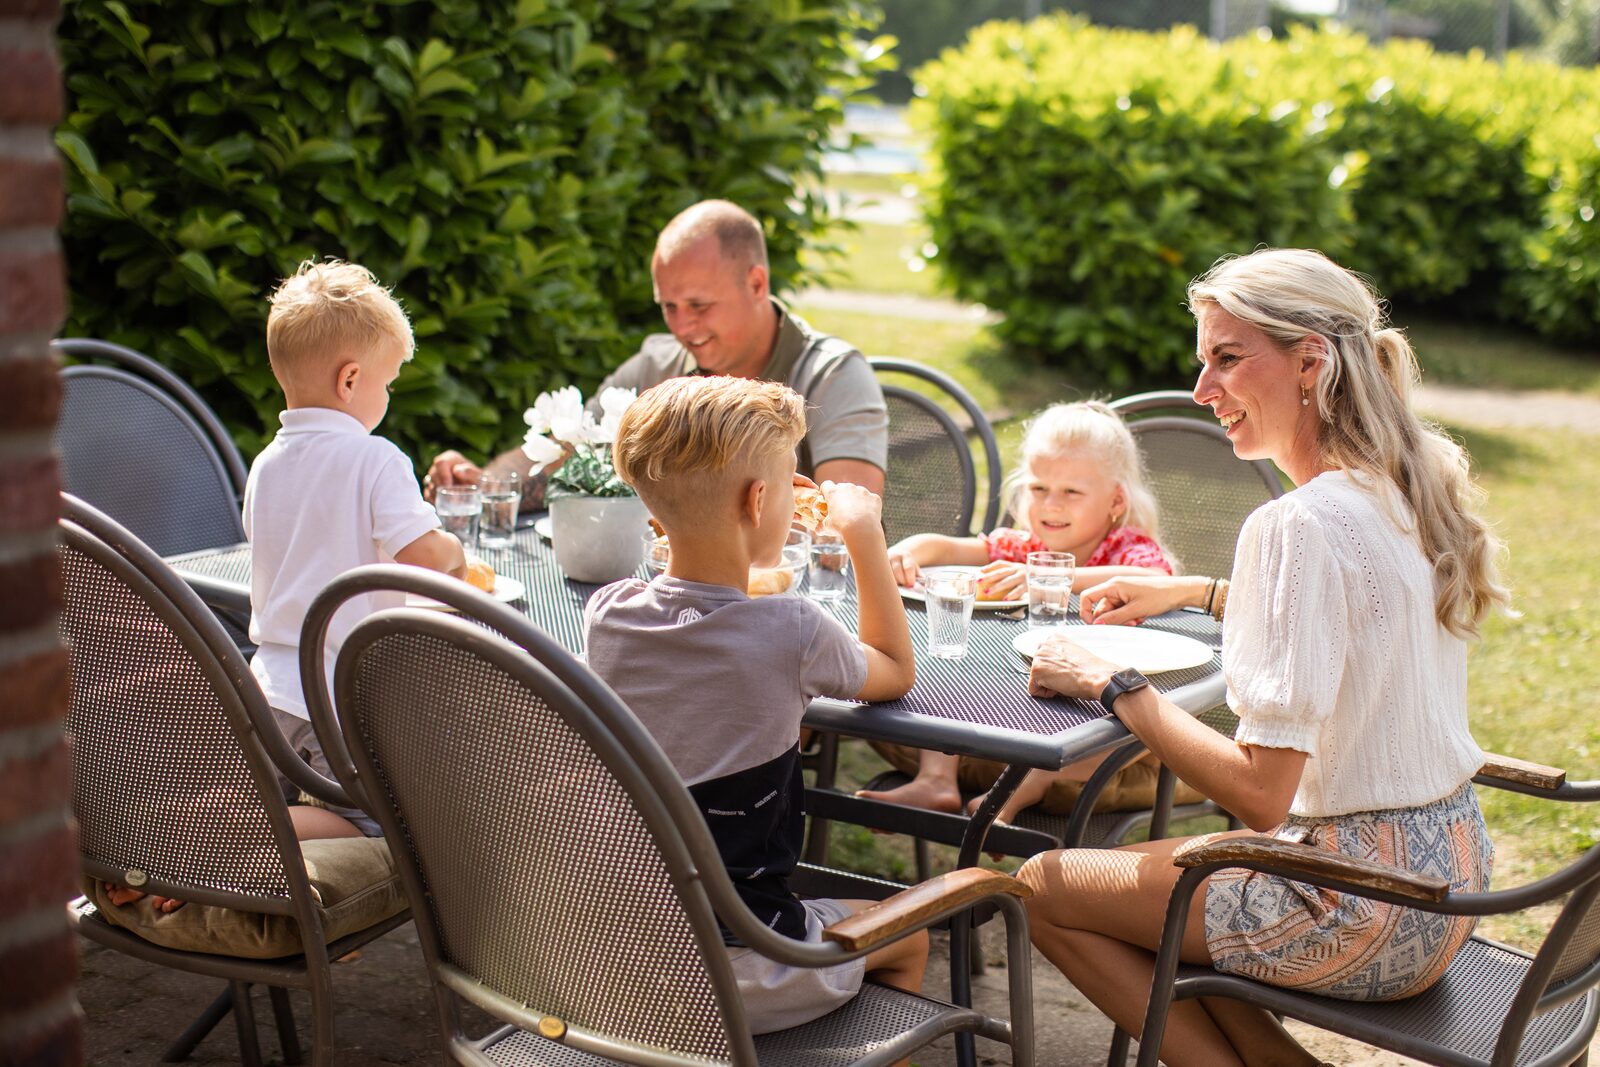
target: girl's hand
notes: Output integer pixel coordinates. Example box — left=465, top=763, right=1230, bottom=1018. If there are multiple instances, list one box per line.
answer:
left=977, top=559, right=1026, bottom=600
left=1026, top=633, right=1119, bottom=702
left=1079, top=575, right=1202, bottom=626
left=887, top=541, right=922, bottom=588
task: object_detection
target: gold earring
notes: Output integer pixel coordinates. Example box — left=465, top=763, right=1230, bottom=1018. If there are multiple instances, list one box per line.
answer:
left=1301, top=386, right=1311, bottom=407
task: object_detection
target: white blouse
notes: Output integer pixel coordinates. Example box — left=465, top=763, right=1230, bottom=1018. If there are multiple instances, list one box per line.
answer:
left=1223, top=469, right=1484, bottom=818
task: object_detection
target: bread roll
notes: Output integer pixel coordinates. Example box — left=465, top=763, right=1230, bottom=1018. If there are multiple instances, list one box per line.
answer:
left=746, top=567, right=794, bottom=597
left=465, top=558, right=496, bottom=593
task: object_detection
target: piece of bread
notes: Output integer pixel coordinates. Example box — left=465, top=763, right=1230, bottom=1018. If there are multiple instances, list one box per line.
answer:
left=792, top=487, right=828, bottom=533
left=465, top=558, right=496, bottom=592
left=747, top=567, right=794, bottom=597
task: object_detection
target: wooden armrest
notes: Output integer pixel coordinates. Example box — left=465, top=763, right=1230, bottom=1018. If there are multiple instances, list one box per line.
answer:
left=1477, top=752, right=1567, bottom=791
left=822, top=867, right=1033, bottom=952
left=1174, top=837, right=1450, bottom=904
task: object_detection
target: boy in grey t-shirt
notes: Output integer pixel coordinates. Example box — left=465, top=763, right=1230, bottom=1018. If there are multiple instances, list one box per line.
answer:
left=583, top=375, right=924, bottom=1034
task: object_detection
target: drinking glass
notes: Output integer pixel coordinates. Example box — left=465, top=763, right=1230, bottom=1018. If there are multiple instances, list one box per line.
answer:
left=478, top=472, right=521, bottom=550
left=923, top=567, right=978, bottom=660
left=807, top=530, right=850, bottom=601
left=435, top=485, right=481, bottom=549
left=1026, top=551, right=1076, bottom=629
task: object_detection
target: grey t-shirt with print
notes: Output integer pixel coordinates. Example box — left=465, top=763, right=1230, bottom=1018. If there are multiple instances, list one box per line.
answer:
left=583, top=575, right=867, bottom=943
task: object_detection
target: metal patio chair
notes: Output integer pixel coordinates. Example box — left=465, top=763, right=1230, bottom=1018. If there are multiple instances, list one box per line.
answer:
left=1128, top=756, right=1600, bottom=1067
left=55, top=338, right=248, bottom=556
left=55, top=338, right=254, bottom=649
left=301, top=564, right=1037, bottom=1066
left=1110, top=390, right=1284, bottom=580
left=870, top=357, right=1003, bottom=544
left=59, top=495, right=409, bottom=1067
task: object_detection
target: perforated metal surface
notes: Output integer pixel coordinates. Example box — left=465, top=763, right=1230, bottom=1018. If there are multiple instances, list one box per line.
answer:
left=58, top=370, right=245, bottom=556
left=166, top=534, right=1224, bottom=749
left=1550, top=893, right=1600, bottom=985
left=59, top=544, right=288, bottom=898
left=1130, top=419, right=1280, bottom=580
left=881, top=388, right=976, bottom=544
left=345, top=630, right=729, bottom=1060
left=1182, top=936, right=1595, bottom=1065
left=480, top=982, right=961, bottom=1066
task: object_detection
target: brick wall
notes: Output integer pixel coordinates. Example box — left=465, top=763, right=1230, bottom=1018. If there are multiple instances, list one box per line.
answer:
left=0, top=0, right=81, bottom=1064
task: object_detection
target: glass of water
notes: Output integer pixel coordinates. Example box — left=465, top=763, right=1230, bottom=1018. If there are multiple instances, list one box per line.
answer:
left=435, top=485, right=481, bottom=549
left=807, top=529, right=850, bottom=601
left=923, top=567, right=978, bottom=660
left=1026, top=551, right=1076, bottom=629
left=478, top=472, right=521, bottom=550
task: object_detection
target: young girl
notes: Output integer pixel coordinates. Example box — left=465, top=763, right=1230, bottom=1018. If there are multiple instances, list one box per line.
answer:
left=867, top=401, right=1183, bottom=822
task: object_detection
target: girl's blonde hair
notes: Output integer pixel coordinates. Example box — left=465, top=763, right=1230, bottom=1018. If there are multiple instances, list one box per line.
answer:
left=1188, top=247, right=1509, bottom=637
left=1002, top=401, right=1162, bottom=541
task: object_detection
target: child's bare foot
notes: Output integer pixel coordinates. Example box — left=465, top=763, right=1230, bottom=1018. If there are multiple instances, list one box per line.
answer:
left=102, top=883, right=186, bottom=912
left=964, top=791, right=1028, bottom=826
left=855, top=777, right=963, bottom=814
left=102, top=883, right=145, bottom=907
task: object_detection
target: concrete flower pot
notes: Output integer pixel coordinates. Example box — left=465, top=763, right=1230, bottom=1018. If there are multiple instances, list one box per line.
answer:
left=549, top=493, right=650, bottom=583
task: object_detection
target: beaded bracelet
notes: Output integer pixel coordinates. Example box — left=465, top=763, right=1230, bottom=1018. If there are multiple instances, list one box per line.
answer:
left=1211, top=578, right=1230, bottom=621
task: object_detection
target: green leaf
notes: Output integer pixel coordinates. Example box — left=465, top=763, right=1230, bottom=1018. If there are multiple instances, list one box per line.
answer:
left=416, top=39, right=455, bottom=77
left=497, top=194, right=535, bottom=233
left=416, top=68, right=475, bottom=99
left=56, top=131, right=99, bottom=176
left=245, top=8, right=284, bottom=42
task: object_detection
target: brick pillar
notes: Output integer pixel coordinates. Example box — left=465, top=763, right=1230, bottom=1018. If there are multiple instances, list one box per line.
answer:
left=0, top=0, right=81, bottom=1064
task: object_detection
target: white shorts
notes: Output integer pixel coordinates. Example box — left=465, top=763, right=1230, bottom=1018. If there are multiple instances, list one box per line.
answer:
left=727, top=897, right=867, bottom=1033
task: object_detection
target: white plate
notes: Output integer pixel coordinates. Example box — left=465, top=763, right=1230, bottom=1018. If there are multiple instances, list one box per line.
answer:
left=533, top=516, right=553, bottom=540
left=898, top=566, right=1026, bottom=611
left=1011, top=625, right=1214, bottom=674
left=406, top=575, right=525, bottom=612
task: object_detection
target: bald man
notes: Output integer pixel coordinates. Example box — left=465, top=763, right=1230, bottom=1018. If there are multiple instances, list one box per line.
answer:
left=427, top=199, right=887, bottom=505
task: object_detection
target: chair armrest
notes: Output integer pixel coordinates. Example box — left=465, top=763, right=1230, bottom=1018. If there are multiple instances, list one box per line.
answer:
left=1477, top=752, right=1567, bottom=792
left=1174, top=837, right=1450, bottom=904
left=822, top=867, right=1033, bottom=952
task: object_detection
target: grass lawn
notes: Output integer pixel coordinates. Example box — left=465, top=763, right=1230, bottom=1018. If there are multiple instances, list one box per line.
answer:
left=796, top=182, right=1600, bottom=951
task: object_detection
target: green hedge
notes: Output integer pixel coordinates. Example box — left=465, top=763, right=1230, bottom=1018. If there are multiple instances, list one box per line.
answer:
left=915, top=19, right=1600, bottom=379
left=56, top=0, right=888, bottom=463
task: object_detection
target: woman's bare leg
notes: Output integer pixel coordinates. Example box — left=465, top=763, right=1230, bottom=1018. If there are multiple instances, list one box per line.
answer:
left=1017, top=832, right=1318, bottom=1067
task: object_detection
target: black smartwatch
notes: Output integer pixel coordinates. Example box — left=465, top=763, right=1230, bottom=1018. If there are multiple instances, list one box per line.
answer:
left=1099, top=667, right=1151, bottom=716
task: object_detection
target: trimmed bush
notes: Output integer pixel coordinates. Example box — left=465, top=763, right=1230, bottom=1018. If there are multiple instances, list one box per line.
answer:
left=916, top=19, right=1598, bottom=378
left=56, top=0, right=888, bottom=463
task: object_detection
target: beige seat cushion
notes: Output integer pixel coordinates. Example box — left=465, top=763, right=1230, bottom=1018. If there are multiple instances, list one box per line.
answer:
left=85, top=837, right=408, bottom=959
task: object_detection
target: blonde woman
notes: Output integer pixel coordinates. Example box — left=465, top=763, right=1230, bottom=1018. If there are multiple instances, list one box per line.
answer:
left=1017, top=249, right=1508, bottom=1066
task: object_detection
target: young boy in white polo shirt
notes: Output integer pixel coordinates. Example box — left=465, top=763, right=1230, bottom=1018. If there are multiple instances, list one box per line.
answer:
left=246, top=259, right=466, bottom=838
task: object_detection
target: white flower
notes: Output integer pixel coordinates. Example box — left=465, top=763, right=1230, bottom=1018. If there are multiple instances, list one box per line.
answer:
left=521, top=430, right=565, bottom=467
left=527, top=386, right=585, bottom=445
left=598, top=386, right=636, bottom=419
left=592, top=387, right=636, bottom=444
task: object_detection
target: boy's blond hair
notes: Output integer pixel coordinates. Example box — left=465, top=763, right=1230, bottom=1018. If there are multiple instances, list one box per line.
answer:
left=266, top=259, right=413, bottom=384
left=613, top=376, right=805, bottom=519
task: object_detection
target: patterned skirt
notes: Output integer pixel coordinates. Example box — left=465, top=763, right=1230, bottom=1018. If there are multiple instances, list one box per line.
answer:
left=1204, top=781, right=1492, bottom=1001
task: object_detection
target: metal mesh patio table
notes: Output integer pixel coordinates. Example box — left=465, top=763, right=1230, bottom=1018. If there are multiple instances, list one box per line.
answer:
left=166, top=520, right=1224, bottom=771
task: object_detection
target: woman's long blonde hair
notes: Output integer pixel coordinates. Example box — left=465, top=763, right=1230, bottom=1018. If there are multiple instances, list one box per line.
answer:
left=1002, top=400, right=1163, bottom=542
left=1188, top=248, right=1509, bottom=637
